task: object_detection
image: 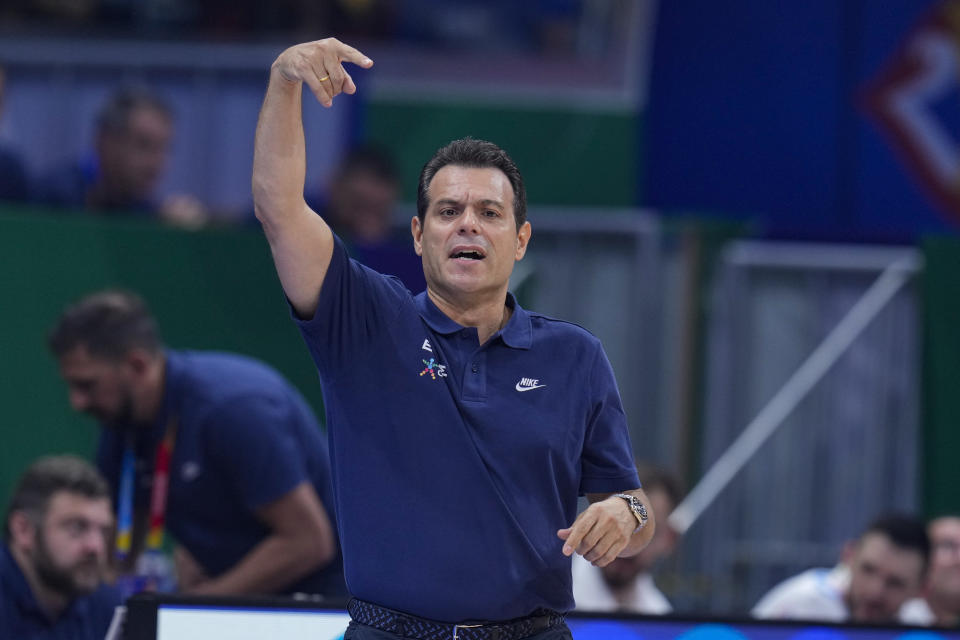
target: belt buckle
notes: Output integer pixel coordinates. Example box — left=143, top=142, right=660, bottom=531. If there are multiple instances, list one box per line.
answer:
left=452, top=623, right=482, bottom=640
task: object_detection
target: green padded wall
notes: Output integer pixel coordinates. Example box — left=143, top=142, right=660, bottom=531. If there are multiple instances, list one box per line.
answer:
left=367, top=101, right=639, bottom=207
left=0, top=210, right=324, bottom=507
left=922, top=235, right=960, bottom=518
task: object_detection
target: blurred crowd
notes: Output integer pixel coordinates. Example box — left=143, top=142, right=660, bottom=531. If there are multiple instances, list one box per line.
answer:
left=0, top=76, right=209, bottom=227
left=0, top=0, right=630, bottom=57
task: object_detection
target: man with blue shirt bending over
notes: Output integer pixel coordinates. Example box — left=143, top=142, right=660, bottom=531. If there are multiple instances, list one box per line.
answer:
left=253, top=37, right=655, bottom=640
left=48, top=290, right=344, bottom=598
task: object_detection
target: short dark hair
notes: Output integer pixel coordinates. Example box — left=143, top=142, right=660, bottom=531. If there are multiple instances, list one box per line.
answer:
left=48, top=290, right=162, bottom=360
left=5, top=455, right=110, bottom=540
left=636, top=463, right=684, bottom=508
left=337, top=143, right=400, bottom=186
left=862, top=513, right=931, bottom=567
left=96, top=86, right=172, bottom=136
left=416, top=137, right=527, bottom=230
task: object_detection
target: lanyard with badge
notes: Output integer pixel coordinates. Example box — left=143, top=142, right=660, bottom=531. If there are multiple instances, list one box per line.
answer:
left=115, top=417, right=178, bottom=596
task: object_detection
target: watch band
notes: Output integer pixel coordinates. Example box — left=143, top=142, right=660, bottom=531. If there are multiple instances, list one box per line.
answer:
left=613, top=492, right=648, bottom=532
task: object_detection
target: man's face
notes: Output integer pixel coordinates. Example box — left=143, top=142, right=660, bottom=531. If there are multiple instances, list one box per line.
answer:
left=331, top=170, right=399, bottom=243
left=927, top=517, right=960, bottom=602
left=58, top=345, right=136, bottom=428
left=99, top=106, right=172, bottom=202
left=29, top=492, right=112, bottom=597
left=412, top=165, right=530, bottom=300
left=600, top=488, right=678, bottom=588
left=846, top=532, right=926, bottom=622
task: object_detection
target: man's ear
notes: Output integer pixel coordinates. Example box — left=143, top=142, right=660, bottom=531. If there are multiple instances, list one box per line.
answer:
left=515, top=221, right=532, bottom=261
left=8, top=511, right=37, bottom=551
left=123, top=349, right=159, bottom=395
left=840, top=539, right=857, bottom=565
left=124, top=348, right=154, bottom=378
left=662, top=525, right=681, bottom=554
left=411, top=216, right=424, bottom=256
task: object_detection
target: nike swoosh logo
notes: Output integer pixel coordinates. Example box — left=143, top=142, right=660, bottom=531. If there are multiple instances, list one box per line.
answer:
left=515, top=382, right=547, bottom=392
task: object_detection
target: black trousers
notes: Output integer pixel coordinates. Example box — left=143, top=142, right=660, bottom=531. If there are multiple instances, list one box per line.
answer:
left=343, top=620, right=574, bottom=640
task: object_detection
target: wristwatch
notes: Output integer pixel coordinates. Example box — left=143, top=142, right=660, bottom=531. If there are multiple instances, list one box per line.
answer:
left=614, top=493, right=648, bottom=532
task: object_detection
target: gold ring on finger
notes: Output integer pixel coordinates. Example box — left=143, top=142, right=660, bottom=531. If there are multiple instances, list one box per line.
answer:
left=318, top=76, right=330, bottom=82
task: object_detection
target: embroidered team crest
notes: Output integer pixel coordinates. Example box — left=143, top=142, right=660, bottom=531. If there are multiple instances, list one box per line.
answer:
left=419, top=358, right=447, bottom=380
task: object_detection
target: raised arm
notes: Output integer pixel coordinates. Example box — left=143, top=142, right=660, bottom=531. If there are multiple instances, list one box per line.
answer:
left=252, top=39, right=373, bottom=318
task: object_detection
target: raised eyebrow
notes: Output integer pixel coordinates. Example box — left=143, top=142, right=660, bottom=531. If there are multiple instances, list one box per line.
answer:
left=478, top=199, right=505, bottom=209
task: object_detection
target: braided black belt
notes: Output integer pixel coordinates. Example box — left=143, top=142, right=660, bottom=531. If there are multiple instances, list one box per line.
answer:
left=347, top=598, right=566, bottom=640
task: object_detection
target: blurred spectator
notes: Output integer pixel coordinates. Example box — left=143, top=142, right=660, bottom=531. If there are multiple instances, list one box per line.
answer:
left=13, top=0, right=98, bottom=24
left=309, top=143, right=426, bottom=292
left=752, top=514, right=929, bottom=623
left=309, top=0, right=398, bottom=39
left=0, top=0, right=628, bottom=57
left=900, top=516, right=960, bottom=626
left=35, top=87, right=208, bottom=228
left=396, top=0, right=585, bottom=54
left=1, top=455, right=121, bottom=640
left=572, top=463, right=682, bottom=613
left=47, top=290, right=345, bottom=597
left=0, top=64, right=30, bottom=204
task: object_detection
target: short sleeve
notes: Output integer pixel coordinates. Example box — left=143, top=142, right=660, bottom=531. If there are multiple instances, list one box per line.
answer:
left=201, top=395, right=308, bottom=510
left=579, top=342, right=640, bottom=494
left=292, top=235, right=411, bottom=377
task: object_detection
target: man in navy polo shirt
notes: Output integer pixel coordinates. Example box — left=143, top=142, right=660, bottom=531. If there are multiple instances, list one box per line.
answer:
left=48, top=290, right=344, bottom=597
left=2, top=455, right=121, bottom=640
left=253, top=37, right=655, bottom=640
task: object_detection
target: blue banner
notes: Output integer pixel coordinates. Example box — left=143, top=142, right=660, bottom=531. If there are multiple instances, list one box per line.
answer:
left=645, top=0, right=959, bottom=240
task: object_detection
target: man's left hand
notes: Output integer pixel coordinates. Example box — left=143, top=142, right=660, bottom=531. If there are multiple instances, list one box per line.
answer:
left=174, top=545, right=210, bottom=592
left=557, top=496, right=637, bottom=567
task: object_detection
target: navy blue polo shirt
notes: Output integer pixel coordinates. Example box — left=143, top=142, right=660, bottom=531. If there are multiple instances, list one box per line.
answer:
left=295, top=237, right=639, bottom=622
left=97, top=350, right=345, bottom=596
left=0, top=543, right=121, bottom=640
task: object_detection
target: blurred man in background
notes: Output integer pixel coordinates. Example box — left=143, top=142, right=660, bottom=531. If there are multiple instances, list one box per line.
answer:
left=573, top=463, right=683, bottom=613
left=752, top=514, right=929, bottom=623
left=315, top=144, right=400, bottom=243
left=308, top=143, right=425, bottom=292
left=35, top=87, right=207, bottom=228
left=0, top=63, right=29, bottom=203
left=900, top=516, right=960, bottom=626
left=1, top=455, right=121, bottom=639
left=48, top=290, right=344, bottom=597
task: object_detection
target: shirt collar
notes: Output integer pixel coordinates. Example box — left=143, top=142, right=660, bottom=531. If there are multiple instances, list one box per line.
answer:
left=1, top=543, right=37, bottom=613
left=142, top=348, right=184, bottom=443
left=414, top=291, right=532, bottom=350
left=501, top=294, right=532, bottom=349
left=1, top=542, right=82, bottom=625
left=162, top=349, right=188, bottom=416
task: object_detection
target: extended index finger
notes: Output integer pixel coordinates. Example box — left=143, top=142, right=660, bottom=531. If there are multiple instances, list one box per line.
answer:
left=336, top=42, right=374, bottom=69
left=561, top=510, right=597, bottom=556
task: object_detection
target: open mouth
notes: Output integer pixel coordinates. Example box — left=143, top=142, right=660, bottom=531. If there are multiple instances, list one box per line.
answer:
left=450, top=249, right=486, bottom=260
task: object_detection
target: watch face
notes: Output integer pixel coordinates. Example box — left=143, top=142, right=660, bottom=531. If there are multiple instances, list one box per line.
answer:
left=617, top=493, right=648, bottom=525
